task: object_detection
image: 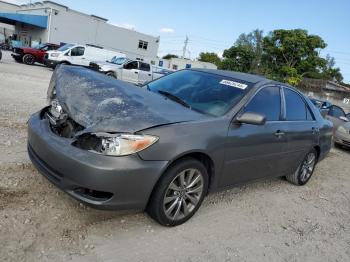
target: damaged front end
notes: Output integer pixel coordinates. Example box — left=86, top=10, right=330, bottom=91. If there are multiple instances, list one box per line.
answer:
left=44, top=99, right=84, bottom=138
left=44, top=65, right=205, bottom=156
left=44, top=99, right=158, bottom=156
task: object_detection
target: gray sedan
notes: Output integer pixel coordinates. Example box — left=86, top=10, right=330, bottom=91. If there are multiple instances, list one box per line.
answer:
left=27, top=66, right=333, bottom=226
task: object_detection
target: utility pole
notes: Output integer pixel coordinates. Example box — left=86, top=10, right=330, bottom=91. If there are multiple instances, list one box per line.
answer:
left=182, top=35, right=188, bottom=59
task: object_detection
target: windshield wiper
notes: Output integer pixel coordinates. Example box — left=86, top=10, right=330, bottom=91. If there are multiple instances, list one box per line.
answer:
left=157, top=90, right=191, bottom=109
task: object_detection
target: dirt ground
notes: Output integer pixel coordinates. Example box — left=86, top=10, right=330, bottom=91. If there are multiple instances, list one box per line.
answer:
left=0, top=50, right=349, bottom=262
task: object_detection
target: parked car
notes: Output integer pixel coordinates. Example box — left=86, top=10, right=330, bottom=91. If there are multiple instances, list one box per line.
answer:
left=325, top=104, right=350, bottom=148
left=309, top=98, right=331, bottom=117
left=44, top=43, right=125, bottom=68
left=28, top=67, right=333, bottom=226
left=90, top=58, right=171, bottom=85
left=11, top=43, right=60, bottom=65
left=309, top=98, right=332, bottom=109
left=310, top=98, right=350, bottom=148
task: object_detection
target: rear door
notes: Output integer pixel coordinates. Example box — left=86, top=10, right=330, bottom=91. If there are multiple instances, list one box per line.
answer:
left=138, top=62, right=152, bottom=85
left=282, top=87, right=318, bottom=173
left=221, top=85, right=290, bottom=187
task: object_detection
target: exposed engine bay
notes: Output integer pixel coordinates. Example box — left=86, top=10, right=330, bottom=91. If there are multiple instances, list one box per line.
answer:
left=44, top=99, right=84, bottom=138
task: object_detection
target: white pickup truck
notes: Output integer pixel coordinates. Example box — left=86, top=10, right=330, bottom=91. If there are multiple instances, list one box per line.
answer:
left=89, top=57, right=172, bottom=85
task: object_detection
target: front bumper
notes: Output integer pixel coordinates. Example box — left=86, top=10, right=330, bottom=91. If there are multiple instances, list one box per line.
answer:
left=334, top=130, right=350, bottom=148
left=27, top=111, right=168, bottom=210
left=44, top=58, right=59, bottom=68
left=11, top=53, right=23, bottom=61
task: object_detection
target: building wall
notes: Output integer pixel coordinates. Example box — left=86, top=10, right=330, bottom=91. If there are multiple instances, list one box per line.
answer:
left=156, top=57, right=217, bottom=70
left=10, top=1, right=159, bottom=59
left=0, top=0, right=19, bottom=12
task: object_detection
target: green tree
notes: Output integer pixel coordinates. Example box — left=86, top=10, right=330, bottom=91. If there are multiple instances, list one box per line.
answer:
left=262, top=29, right=330, bottom=85
left=198, top=52, right=221, bottom=67
left=162, top=54, right=178, bottom=59
left=220, top=45, right=255, bottom=72
left=234, top=29, right=264, bottom=73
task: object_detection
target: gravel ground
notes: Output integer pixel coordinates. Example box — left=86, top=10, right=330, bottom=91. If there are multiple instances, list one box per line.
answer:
left=0, top=50, right=349, bottom=262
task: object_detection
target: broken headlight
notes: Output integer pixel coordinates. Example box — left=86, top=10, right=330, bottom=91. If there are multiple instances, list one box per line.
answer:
left=73, top=133, right=158, bottom=156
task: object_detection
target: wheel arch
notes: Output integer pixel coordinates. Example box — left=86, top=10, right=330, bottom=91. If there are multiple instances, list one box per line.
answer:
left=151, top=150, right=216, bottom=196
left=314, top=145, right=320, bottom=161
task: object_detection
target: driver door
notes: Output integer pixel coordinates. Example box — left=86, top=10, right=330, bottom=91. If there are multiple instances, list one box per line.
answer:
left=122, top=61, right=139, bottom=84
left=69, top=46, right=86, bottom=65
left=220, top=85, right=289, bottom=187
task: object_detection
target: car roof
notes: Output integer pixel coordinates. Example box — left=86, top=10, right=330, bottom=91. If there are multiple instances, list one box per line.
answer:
left=189, top=68, right=270, bottom=84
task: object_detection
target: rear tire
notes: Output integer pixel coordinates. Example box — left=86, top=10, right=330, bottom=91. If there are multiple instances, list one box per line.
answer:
left=286, top=148, right=317, bottom=186
left=147, top=158, right=208, bottom=226
left=22, top=54, right=35, bottom=65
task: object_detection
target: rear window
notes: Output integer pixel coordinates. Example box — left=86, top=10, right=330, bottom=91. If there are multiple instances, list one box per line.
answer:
left=146, top=70, right=252, bottom=116
left=285, top=88, right=311, bottom=121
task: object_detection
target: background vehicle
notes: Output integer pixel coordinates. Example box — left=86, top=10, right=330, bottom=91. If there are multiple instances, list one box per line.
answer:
left=44, top=43, right=125, bottom=68
left=28, top=67, right=332, bottom=226
left=325, top=104, right=349, bottom=130
left=11, top=43, right=59, bottom=65
left=0, top=49, right=2, bottom=61
left=90, top=58, right=172, bottom=85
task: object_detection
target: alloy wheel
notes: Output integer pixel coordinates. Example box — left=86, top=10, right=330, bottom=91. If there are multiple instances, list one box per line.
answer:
left=299, top=152, right=316, bottom=183
left=163, top=168, right=204, bottom=221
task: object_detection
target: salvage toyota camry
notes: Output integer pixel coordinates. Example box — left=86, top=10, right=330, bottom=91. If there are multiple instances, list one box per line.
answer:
left=27, top=66, right=332, bottom=226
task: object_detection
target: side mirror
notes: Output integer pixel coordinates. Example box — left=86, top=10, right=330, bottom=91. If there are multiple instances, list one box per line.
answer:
left=236, top=112, right=266, bottom=125
left=320, top=108, right=329, bottom=118
left=339, top=116, right=349, bottom=122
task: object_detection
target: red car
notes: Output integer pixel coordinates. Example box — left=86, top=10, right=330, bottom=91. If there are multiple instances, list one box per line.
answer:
left=11, top=43, right=60, bottom=65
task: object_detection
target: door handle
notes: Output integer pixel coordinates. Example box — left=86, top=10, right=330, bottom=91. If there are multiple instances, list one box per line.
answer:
left=134, top=71, right=138, bottom=74
left=274, top=130, right=285, bottom=137
left=148, top=74, right=151, bottom=76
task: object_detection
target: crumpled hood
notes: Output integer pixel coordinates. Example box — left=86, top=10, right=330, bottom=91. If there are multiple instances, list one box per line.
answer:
left=48, top=65, right=207, bottom=133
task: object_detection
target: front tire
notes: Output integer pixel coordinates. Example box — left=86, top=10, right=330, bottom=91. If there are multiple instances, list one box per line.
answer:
left=106, top=71, right=116, bottom=78
left=22, top=54, right=35, bottom=65
left=147, top=158, right=208, bottom=226
left=286, top=148, right=317, bottom=186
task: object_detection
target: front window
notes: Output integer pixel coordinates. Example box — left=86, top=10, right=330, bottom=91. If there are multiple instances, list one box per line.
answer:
left=124, top=61, right=138, bottom=70
left=70, top=46, right=85, bottom=56
left=329, top=105, right=345, bottom=118
left=57, top=44, right=74, bottom=52
left=146, top=70, right=252, bottom=116
left=244, top=86, right=281, bottom=121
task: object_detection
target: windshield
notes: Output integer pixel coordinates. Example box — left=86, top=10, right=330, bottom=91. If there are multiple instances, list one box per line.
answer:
left=57, top=44, right=74, bottom=52
left=146, top=70, right=252, bottom=116
left=110, top=57, right=128, bottom=65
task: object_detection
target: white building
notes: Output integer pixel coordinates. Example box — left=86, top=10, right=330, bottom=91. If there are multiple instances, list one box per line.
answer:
left=0, top=1, right=159, bottom=60
left=156, top=57, right=217, bottom=70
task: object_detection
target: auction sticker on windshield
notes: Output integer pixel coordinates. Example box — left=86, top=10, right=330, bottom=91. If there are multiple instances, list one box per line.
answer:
left=219, top=79, right=248, bottom=89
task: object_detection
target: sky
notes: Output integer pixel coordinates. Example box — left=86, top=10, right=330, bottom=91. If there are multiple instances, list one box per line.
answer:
left=5, top=0, right=350, bottom=83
